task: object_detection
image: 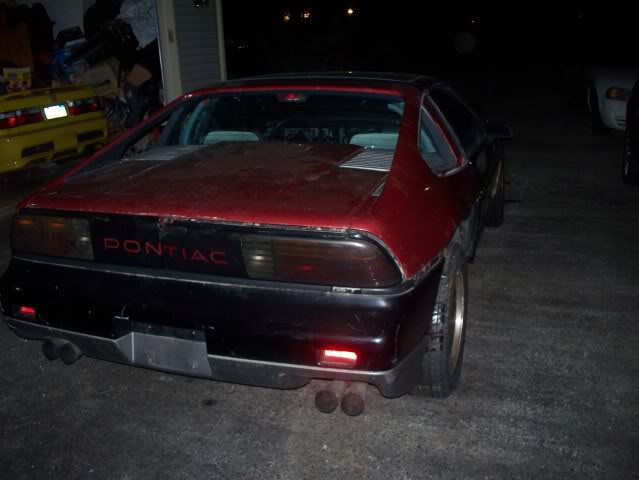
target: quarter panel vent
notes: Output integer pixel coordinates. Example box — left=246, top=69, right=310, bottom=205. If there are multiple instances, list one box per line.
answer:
left=340, top=150, right=394, bottom=172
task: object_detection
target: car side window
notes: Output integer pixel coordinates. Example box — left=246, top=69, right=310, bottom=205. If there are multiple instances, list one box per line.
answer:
left=418, top=97, right=459, bottom=173
left=430, top=88, right=486, bottom=158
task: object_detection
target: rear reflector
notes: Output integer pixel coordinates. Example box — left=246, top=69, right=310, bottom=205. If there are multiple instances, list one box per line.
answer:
left=320, top=349, right=358, bottom=368
left=18, top=306, right=36, bottom=316
left=241, top=235, right=401, bottom=288
left=323, top=350, right=357, bottom=361
left=12, top=215, right=94, bottom=260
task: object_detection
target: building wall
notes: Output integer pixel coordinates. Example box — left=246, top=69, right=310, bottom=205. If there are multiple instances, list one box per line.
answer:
left=173, top=0, right=222, bottom=93
left=16, top=0, right=93, bottom=36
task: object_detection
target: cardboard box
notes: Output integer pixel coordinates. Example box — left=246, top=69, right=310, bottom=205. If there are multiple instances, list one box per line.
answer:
left=126, top=64, right=152, bottom=88
left=82, top=59, right=119, bottom=98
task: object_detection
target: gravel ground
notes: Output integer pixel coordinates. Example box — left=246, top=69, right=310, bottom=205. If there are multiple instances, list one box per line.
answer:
left=0, top=88, right=637, bottom=480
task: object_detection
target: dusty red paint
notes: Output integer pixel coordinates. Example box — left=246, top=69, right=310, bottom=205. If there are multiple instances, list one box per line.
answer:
left=19, top=81, right=482, bottom=279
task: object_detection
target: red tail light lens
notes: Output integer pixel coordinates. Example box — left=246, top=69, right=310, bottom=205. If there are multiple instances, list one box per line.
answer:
left=0, top=114, right=17, bottom=129
left=68, top=97, right=102, bottom=116
left=12, top=215, right=94, bottom=260
left=18, top=306, right=36, bottom=316
left=241, top=235, right=401, bottom=288
left=0, top=108, right=44, bottom=129
left=319, top=349, right=358, bottom=368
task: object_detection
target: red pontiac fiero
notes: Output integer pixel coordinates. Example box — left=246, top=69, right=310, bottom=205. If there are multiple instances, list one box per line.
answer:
left=0, top=73, right=511, bottom=415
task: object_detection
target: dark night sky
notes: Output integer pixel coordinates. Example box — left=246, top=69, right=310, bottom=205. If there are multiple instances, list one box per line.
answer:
left=222, top=2, right=637, bottom=79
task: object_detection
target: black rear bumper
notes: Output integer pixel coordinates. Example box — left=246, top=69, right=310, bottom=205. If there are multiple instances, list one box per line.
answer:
left=0, top=255, right=442, bottom=397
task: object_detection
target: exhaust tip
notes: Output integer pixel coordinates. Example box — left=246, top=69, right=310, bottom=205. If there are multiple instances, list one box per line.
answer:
left=42, top=339, right=62, bottom=361
left=59, top=342, right=83, bottom=365
left=314, top=380, right=347, bottom=414
left=341, top=382, right=367, bottom=417
left=315, top=390, right=340, bottom=414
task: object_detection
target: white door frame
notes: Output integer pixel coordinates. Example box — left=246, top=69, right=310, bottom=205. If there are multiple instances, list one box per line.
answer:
left=215, top=0, right=228, bottom=82
left=155, top=0, right=183, bottom=103
left=155, top=0, right=227, bottom=104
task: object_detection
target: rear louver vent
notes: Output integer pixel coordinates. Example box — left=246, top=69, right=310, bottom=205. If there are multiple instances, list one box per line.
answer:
left=340, top=150, right=394, bottom=172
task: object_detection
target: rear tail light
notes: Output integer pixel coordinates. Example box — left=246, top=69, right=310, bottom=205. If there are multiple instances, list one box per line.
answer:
left=12, top=215, right=94, bottom=260
left=0, top=107, right=44, bottom=129
left=241, top=235, right=401, bottom=288
left=319, top=349, right=358, bottom=368
left=17, top=306, right=36, bottom=319
left=11, top=215, right=399, bottom=287
left=606, top=87, right=631, bottom=101
left=68, top=97, right=102, bottom=116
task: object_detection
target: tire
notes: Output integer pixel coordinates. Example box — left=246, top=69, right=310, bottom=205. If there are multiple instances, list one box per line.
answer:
left=622, top=128, right=639, bottom=185
left=588, top=85, right=610, bottom=135
left=485, top=160, right=505, bottom=228
left=412, top=245, right=468, bottom=398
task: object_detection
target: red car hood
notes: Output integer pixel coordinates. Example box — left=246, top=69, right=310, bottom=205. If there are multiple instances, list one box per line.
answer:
left=26, top=142, right=387, bottom=229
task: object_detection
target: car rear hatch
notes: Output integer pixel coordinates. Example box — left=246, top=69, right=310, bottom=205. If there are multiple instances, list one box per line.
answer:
left=17, top=141, right=401, bottom=288
left=26, top=141, right=389, bottom=228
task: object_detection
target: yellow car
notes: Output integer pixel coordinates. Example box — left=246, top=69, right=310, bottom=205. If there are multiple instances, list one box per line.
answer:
left=0, top=84, right=109, bottom=174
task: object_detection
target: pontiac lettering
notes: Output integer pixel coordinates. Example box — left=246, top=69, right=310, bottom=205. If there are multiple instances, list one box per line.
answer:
left=103, top=238, right=229, bottom=265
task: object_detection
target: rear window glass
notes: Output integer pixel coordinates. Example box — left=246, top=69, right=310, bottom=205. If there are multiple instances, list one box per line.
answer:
left=171, top=92, right=405, bottom=151
left=73, top=91, right=407, bottom=178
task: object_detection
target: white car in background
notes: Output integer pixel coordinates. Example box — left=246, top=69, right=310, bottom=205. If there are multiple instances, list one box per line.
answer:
left=588, top=67, right=639, bottom=134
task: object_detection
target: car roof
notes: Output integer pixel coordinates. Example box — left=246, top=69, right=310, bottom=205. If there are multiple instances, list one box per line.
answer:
left=216, top=71, right=443, bottom=91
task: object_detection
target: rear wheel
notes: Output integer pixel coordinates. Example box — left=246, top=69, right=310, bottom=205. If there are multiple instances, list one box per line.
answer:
left=622, top=128, right=639, bottom=185
left=485, top=160, right=505, bottom=227
left=412, top=245, right=468, bottom=398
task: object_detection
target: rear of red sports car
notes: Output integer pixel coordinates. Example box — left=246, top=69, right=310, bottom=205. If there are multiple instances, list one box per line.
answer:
left=0, top=75, right=491, bottom=414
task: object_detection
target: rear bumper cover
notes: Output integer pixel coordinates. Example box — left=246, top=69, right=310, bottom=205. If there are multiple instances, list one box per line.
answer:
left=0, top=255, right=442, bottom=397
left=3, top=316, right=427, bottom=397
left=0, top=116, right=108, bottom=174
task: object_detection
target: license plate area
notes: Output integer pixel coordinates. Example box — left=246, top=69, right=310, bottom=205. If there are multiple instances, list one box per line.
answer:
left=127, top=331, right=212, bottom=377
left=44, top=104, right=68, bottom=120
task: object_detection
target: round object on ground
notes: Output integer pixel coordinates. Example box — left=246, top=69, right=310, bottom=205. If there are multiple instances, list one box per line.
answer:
left=59, top=342, right=83, bottom=365
left=41, top=339, right=61, bottom=361
left=340, top=382, right=367, bottom=416
left=315, top=381, right=346, bottom=414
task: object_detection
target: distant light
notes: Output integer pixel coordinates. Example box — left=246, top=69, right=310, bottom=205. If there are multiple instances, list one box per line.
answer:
left=470, top=18, right=476, bottom=25
left=283, top=11, right=291, bottom=22
left=346, top=8, right=354, bottom=16
left=301, top=9, right=310, bottom=20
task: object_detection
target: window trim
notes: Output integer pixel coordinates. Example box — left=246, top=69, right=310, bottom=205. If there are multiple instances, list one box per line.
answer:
left=418, top=91, right=470, bottom=177
left=427, top=85, right=488, bottom=160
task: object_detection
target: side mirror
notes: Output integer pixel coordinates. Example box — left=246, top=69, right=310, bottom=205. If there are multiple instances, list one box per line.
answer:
left=485, top=121, right=514, bottom=140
